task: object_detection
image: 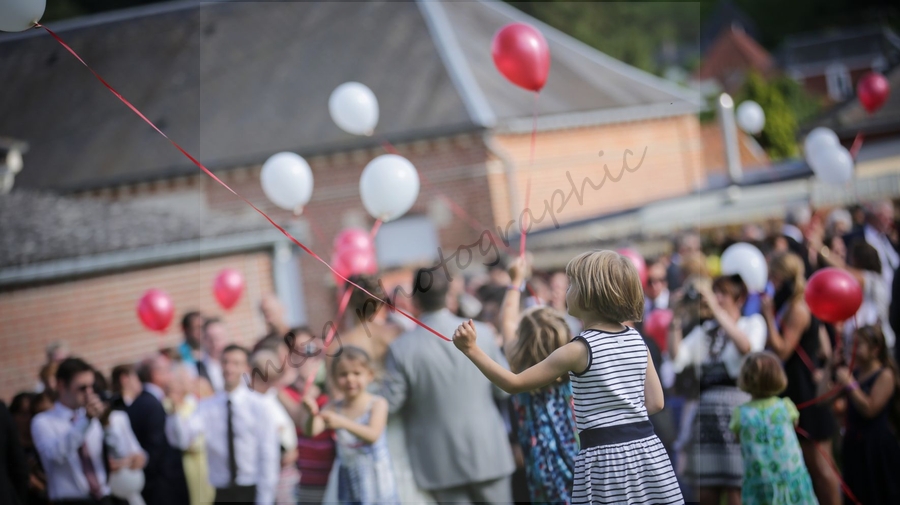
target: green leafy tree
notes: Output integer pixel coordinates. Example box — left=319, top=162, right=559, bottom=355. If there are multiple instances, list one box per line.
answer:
left=737, top=72, right=798, bottom=160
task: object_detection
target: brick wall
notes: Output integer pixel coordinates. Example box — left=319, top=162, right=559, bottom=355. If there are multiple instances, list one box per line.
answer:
left=0, top=252, right=273, bottom=402
left=488, top=114, right=706, bottom=230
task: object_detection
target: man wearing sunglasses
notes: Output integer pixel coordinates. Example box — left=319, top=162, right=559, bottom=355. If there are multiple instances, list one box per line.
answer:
left=31, top=358, right=113, bottom=505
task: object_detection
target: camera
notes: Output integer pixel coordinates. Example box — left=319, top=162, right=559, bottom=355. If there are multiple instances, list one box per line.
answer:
left=684, top=284, right=701, bottom=301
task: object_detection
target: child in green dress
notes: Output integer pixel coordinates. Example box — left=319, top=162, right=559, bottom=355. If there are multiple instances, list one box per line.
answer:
left=729, top=351, right=818, bottom=505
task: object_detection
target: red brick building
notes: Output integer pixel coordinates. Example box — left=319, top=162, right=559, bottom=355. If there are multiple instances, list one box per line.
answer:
left=0, top=0, right=706, bottom=400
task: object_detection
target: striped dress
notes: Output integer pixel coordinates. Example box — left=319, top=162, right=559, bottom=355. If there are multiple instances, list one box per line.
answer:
left=570, top=327, right=683, bottom=505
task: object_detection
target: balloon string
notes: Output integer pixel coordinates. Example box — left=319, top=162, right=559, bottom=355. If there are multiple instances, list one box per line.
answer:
left=796, top=313, right=861, bottom=411
left=795, top=426, right=861, bottom=505
left=379, top=141, right=516, bottom=255
left=369, top=219, right=382, bottom=240
left=849, top=131, right=865, bottom=160
left=300, top=285, right=355, bottom=398
left=519, top=178, right=531, bottom=258
left=36, top=23, right=450, bottom=342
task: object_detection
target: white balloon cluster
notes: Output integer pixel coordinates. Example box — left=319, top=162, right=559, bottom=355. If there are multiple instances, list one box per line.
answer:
left=0, top=0, right=45, bottom=32
left=736, top=100, right=765, bottom=135
left=804, top=127, right=853, bottom=185
left=258, top=82, right=420, bottom=223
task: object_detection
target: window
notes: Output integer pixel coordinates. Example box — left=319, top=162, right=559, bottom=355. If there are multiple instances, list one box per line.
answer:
left=825, top=63, right=852, bottom=101
left=374, top=215, right=440, bottom=269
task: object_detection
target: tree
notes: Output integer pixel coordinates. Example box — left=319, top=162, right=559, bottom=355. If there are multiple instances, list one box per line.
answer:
left=737, top=72, right=798, bottom=160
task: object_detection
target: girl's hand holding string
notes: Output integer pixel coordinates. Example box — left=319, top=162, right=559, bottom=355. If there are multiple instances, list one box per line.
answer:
left=453, top=320, right=479, bottom=355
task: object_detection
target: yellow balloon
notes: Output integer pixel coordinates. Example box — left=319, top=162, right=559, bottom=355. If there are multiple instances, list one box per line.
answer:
left=707, top=255, right=722, bottom=277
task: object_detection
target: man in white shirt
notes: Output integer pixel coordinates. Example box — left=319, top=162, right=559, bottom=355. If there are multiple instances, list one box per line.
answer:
left=31, top=358, right=112, bottom=504
left=168, top=345, right=279, bottom=505
left=195, top=318, right=228, bottom=392
left=863, top=201, right=900, bottom=290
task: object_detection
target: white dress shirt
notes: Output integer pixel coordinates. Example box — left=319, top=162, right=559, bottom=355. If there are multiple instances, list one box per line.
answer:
left=31, top=402, right=111, bottom=501
left=672, top=314, right=767, bottom=380
left=865, top=224, right=900, bottom=290
left=263, top=388, right=298, bottom=452
left=167, top=384, right=279, bottom=504
left=197, top=355, right=225, bottom=392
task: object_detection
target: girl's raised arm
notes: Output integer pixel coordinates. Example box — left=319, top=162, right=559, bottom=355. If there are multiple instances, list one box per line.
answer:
left=453, top=320, right=587, bottom=394
left=500, top=256, right=528, bottom=353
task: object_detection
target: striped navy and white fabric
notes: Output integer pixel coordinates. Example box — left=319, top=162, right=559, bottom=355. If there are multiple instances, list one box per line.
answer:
left=569, top=327, right=684, bottom=505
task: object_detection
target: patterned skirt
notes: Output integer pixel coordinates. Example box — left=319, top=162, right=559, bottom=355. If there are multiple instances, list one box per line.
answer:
left=687, top=386, right=749, bottom=488
left=572, top=432, right=683, bottom=505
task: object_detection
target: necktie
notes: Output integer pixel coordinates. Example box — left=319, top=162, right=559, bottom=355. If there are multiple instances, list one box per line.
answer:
left=227, top=398, right=237, bottom=486
left=196, top=360, right=211, bottom=382
left=73, top=416, right=104, bottom=499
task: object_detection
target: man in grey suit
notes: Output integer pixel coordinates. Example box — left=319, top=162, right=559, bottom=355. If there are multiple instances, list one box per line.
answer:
left=382, top=267, right=515, bottom=504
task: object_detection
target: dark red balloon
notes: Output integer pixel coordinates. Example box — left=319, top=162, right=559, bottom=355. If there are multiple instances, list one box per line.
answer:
left=214, top=268, right=245, bottom=310
left=334, top=228, right=374, bottom=255
left=137, top=289, right=174, bottom=332
left=857, top=72, right=890, bottom=114
left=644, top=309, right=673, bottom=353
left=804, top=268, right=863, bottom=323
left=491, top=23, right=551, bottom=92
left=331, top=248, right=378, bottom=286
left=617, top=248, right=648, bottom=286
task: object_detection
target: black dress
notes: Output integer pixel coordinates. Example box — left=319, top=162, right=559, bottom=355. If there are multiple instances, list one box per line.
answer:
left=842, top=369, right=900, bottom=505
left=776, top=294, right=837, bottom=441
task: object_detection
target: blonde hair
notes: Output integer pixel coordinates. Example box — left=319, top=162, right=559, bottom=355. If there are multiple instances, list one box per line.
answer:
left=565, top=250, right=644, bottom=323
left=769, top=252, right=806, bottom=305
left=509, top=307, right=572, bottom=376
left=738, top=351, right=788, bottom=397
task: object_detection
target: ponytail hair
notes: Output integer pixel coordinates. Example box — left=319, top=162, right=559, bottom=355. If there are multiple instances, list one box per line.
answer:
left=769, top=252, right=806, bottom=306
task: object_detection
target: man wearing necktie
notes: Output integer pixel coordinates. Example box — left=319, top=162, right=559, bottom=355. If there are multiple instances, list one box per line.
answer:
left=167, top=345, right=279, bottom=504
left=31, top=358, right=112, bottom=505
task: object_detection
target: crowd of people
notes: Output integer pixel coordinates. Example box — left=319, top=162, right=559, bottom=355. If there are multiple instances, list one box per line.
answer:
left=0, top=199, right=899, bottom=505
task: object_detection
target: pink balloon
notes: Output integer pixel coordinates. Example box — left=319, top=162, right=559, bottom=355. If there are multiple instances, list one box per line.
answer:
left=491, top=23, right=551, bottom=92
left=644, top=309, right=673, bottom=353
left=334, top=228, right=374, bottom=255
left=805, top=268, right=863, bottom=323
left=137, top=289, right=174, bottom=332
left=213, top=269, right=245, bottom=310
left=857, top=72, right=890, bottom=114
left=331, top=248, right=378, bottom=286
left=617, top=248, right=648, bottom=286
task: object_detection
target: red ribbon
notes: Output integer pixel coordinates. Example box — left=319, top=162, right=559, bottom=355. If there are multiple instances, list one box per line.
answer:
left=37, top=23, right=450, bottom=343
left=795, top=426, right=860, bottom=505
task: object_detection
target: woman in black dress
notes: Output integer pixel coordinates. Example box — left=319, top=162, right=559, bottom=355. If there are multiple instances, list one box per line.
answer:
left=835, top=325, right=900, bottom=504
left=763, top=252, right=840, bottom=505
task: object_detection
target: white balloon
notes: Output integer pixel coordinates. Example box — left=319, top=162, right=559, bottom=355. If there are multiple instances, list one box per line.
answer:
left=736, top=100, right=765, bottom=135
left=260, top=152, right=314, bottom=212
left=329, top=82, right=379, bottom=136
left=803, top=127, right=839, bottom=158
left=0, top=0, right=45, bottom=32
left=720, top=242, right=768, bottom=293
left=108, top=468, right=145, bottom=498
left=359, top=154, right=420, bottom=222
left=808, top=144, right=854, bottom=186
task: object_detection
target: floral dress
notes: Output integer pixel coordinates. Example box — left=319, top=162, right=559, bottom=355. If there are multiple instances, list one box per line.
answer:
left=512, top=381, right=578, bottom=504
left=729, top=397, right=818, bottom=505
left=334, top=398, right=399, bottom=505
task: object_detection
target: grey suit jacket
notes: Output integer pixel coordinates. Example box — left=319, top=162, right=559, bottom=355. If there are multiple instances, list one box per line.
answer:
left=382, top=309, right=515, bottom=491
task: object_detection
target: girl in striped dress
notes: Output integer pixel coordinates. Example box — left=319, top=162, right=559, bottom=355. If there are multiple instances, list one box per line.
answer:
left=453, top=250, right=683, bottom=504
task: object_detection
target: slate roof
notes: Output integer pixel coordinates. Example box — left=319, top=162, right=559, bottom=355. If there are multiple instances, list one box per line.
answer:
left=0, top=0, right=703, bottom=193
left=780, top=25, right=900, bottom=75
left=0, top=190, right=270, bottom=268
left=693, top=26, right=776, bottom=93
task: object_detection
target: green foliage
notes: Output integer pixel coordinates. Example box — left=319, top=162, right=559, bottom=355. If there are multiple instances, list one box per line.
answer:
left=773, top=76, right=824, bottom=125
left=737, top=72, right=798, bottom=160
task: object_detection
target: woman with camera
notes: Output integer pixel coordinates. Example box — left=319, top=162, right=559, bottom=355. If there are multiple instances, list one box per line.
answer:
left=763, top=252, right=839, bottom=505
left=669, top=275, right=766, bottom=505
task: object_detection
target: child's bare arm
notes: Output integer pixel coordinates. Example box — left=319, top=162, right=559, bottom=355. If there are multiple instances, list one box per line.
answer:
left=644, top=351, right=665, bottom=415
left=304, top=399, right=327, bottom=437
left=321, top=397, right=388, bottom=444
left=453, top=320, right=587, bottom=394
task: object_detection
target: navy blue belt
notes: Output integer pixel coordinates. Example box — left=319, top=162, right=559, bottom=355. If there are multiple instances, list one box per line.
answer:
left=579, top=420, right=655, bottom=449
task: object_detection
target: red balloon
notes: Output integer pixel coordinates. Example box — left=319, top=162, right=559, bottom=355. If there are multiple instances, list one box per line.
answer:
left=491, top=23, right=551, bottom=92
left=137, top=289, right=174, bottom=332
left=334, top=228, right=374, bottom=255
left=857, top=72, right=890, bottom=114
left=804, top=268, right=863, bottom=323
left=644, top=309, right=673, bottom=353
left=331, top=248, right=378, bottom=286
left=214, top=268, right=245, bottom=310
left=617, top=248, right=648, bottom=286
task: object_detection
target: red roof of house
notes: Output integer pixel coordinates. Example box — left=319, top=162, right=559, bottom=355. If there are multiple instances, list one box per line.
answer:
left=694, top=25, right=776, bottom=91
